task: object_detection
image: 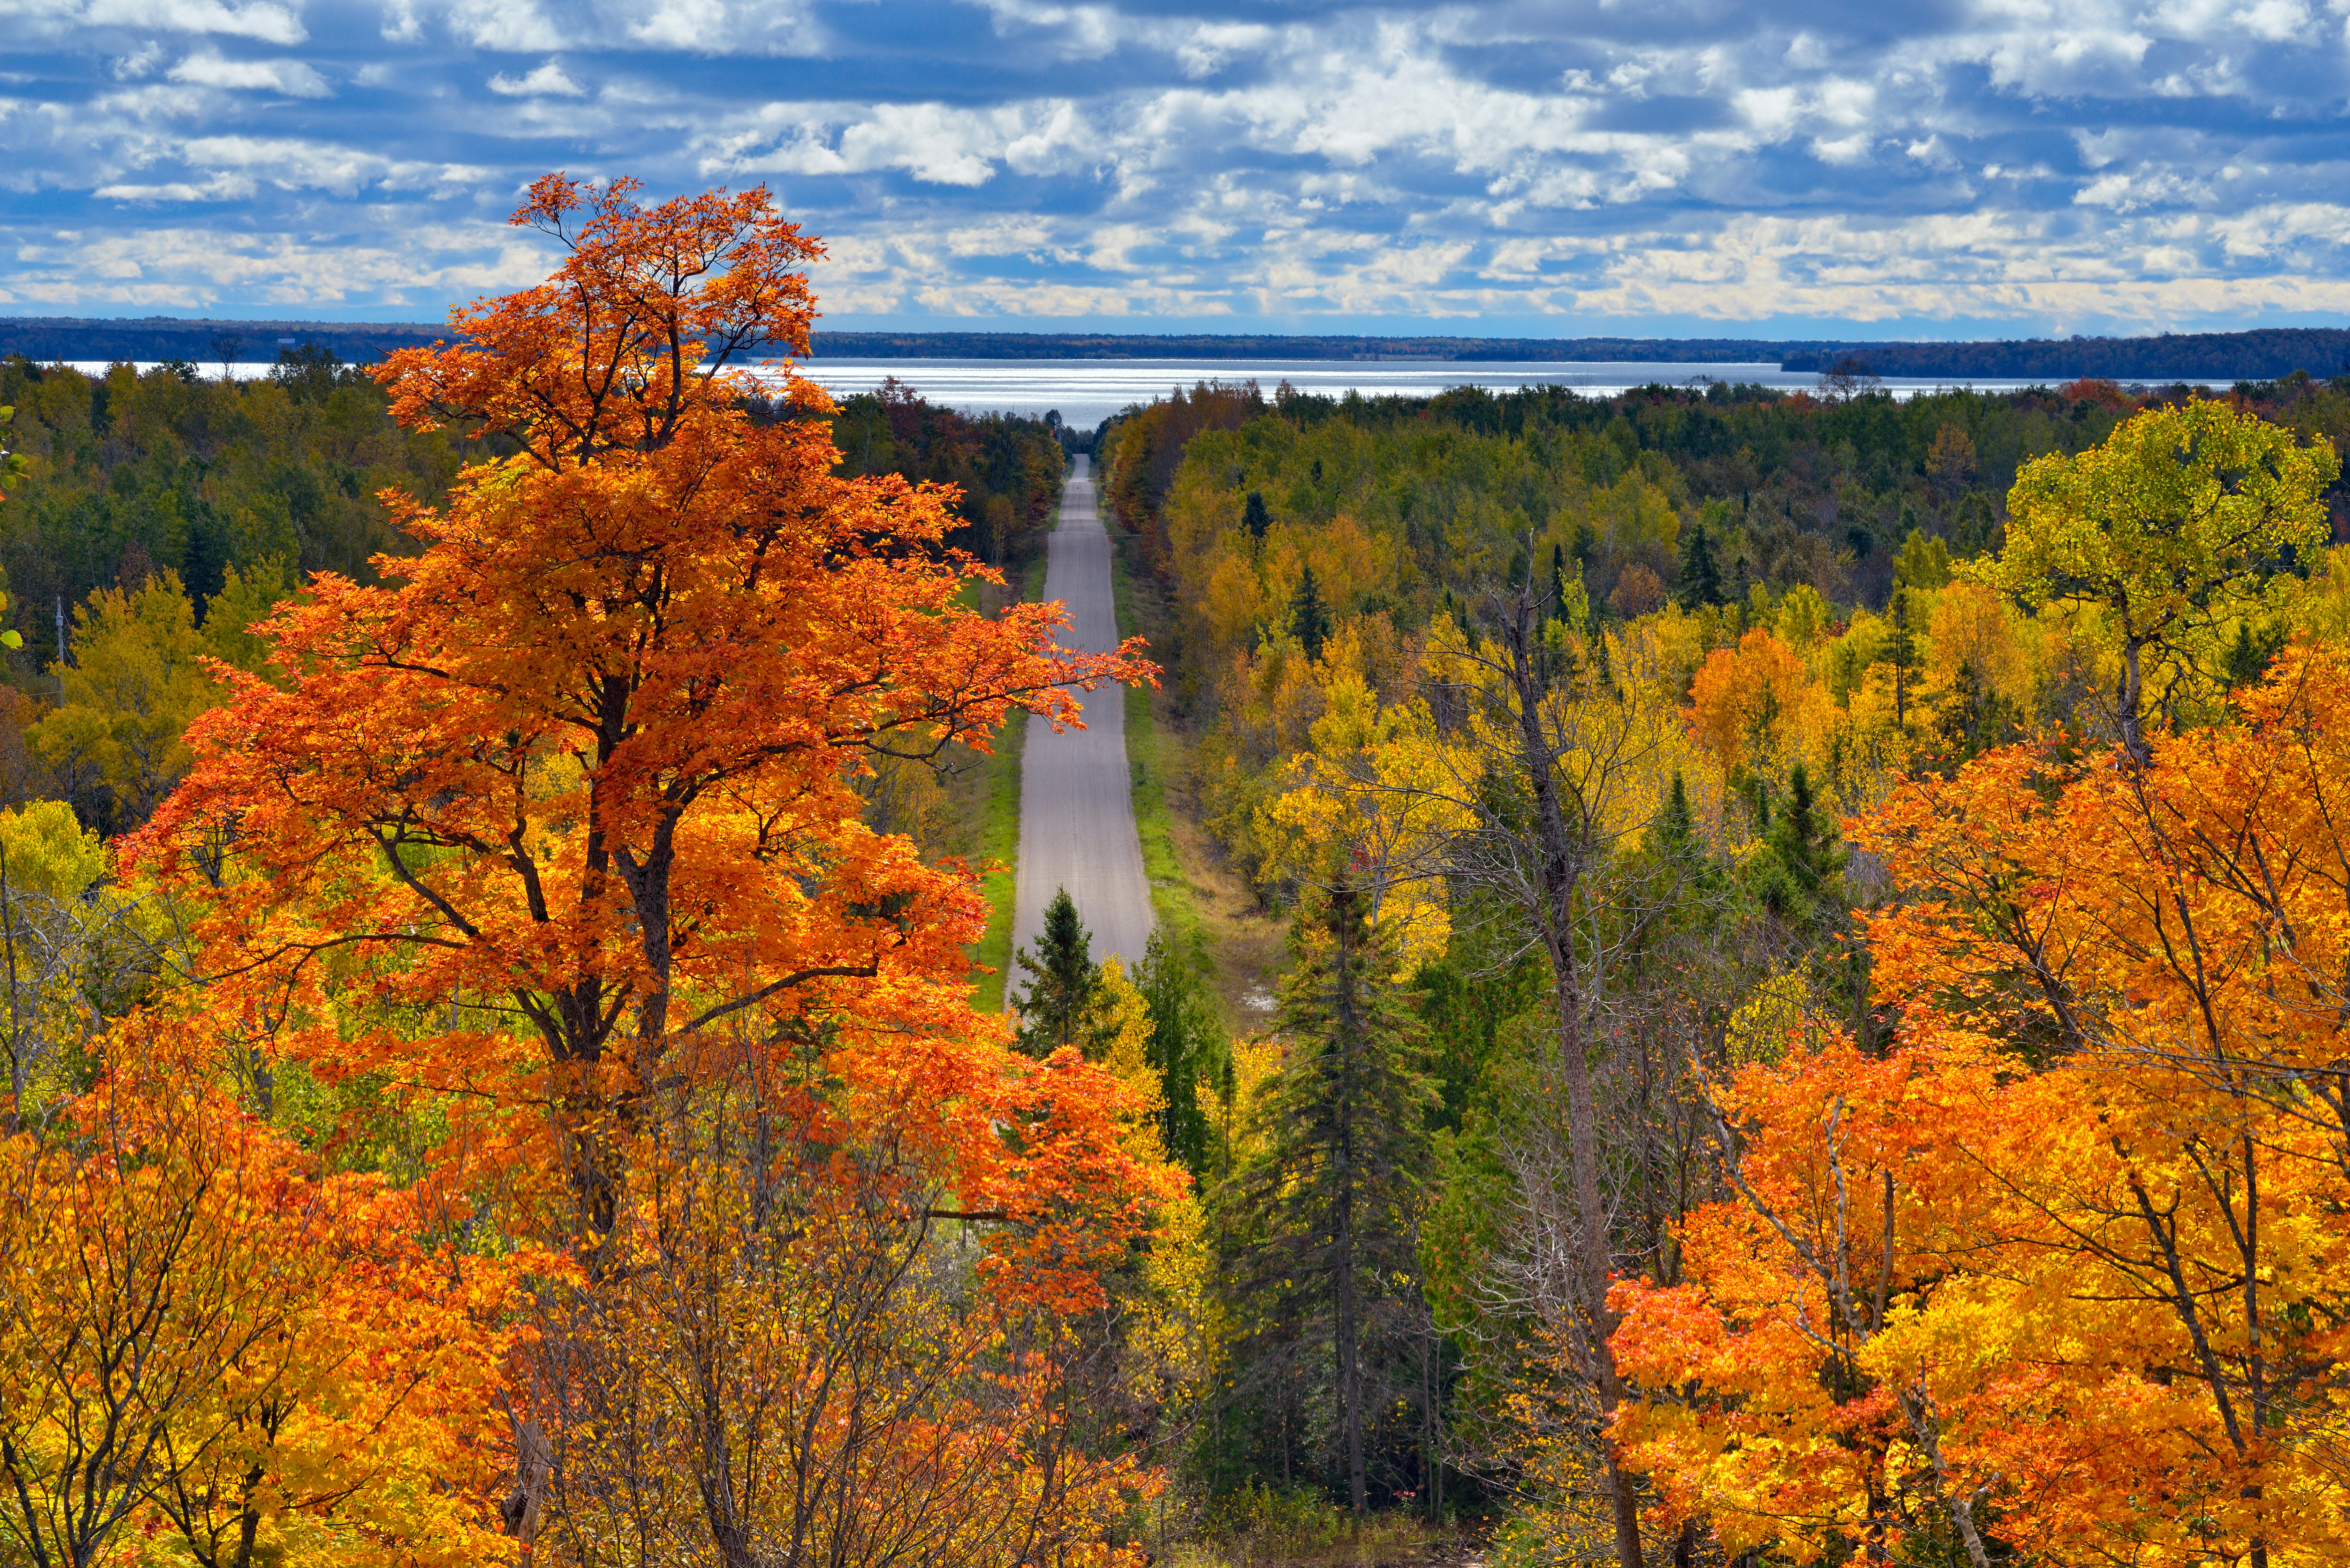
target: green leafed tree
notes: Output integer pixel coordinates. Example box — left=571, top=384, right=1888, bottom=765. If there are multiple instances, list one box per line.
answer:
left=1289, top=564, right=1332, bottom=661
left=1969, top=398, right=2339, bottom=760
left=1745, top=760, right=1846, bottom=930
left=1676, top=518, right=1725, bottom=609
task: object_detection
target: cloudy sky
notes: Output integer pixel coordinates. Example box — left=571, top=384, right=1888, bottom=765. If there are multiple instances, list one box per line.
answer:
left=4, top=0, right=2349, bottom=335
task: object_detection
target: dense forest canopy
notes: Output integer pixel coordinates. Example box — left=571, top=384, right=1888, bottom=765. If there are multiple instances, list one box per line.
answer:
left=1074, top=362, right=2350, bottom=1561
left=6, top=196, right=2350, bottom=1568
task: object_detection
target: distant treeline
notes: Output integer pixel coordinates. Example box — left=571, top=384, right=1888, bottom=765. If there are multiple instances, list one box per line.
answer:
left=0, top=317, right=449, bottom=364
left=1782, top=328, right=2350, bottom=381
left=6, top=317, right=2348, bottom=380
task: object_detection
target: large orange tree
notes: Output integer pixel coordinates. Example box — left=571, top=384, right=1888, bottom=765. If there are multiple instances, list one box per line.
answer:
left=1610, top=648, right=2350, bottom=1568
left=135, top=177, right=1173, bottom=1566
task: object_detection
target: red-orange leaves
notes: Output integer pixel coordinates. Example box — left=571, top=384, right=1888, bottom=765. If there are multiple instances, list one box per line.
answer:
left=1617, top=647, right=2350, bottom=1568
left=127, top=177, right=1172, bottom=1568
left=134, top=179, right=1154, bottom=1225
left=375, top=174, right=823, bottom=464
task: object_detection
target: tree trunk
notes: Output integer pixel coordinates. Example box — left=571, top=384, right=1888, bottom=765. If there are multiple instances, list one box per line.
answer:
left=1502, top=606, right=1644, bottom=1568
left=1333, top=884, right=1368, bottom=1517
left=2119, top=637, right=2148, bottom=765
left=2, top=838, right=20, bottom=1135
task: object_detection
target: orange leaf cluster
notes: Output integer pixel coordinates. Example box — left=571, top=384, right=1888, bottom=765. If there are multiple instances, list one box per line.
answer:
left=111, top=175, right=1174, bottom=1567
left=1613, top=643, right=2350, bottom=1568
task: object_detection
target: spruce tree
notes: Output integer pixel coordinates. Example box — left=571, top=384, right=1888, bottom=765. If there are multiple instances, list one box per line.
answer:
left=2226, top=620, right=2283, bottom=689
left=1012, top=888, right=1102, bottom=1057
left=1676, top=520, right=1724, bottom=608
left=1889, top=586, right=1920, bottom=730
left=1747, top=762, right=1847, bottom=927
left=1654, top=771, right=1702, bottom=867
left=1289, top=565, right=1332, bottom=660
left=1636, top=769, right=1724, bottom=942
left=1221, top=876, right=1435, bottom=1515
left=1243, top=489, right=1271, bottom=541
left=1134, top=931, right=1227, bottom=1178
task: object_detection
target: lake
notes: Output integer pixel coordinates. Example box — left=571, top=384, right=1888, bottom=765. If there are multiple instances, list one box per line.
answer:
left=786, top=358, right=2055, bottom=427
left=61, top=356, right=2062, bottom=428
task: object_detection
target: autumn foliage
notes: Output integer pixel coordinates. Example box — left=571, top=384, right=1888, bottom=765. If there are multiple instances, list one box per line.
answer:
left=19, top=179, right=2350, bottom=1568
left=1611, top=645, right=2350, bottom=1568
left=0, top=175, right=1179, bottom=1568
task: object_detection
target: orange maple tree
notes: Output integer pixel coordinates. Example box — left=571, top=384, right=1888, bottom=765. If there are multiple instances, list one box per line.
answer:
left=136, top=174, right=1154, bottom=1233
left=1611, top=644, right=2350, bottom=1568
left=131, top=176, right=1177, bottom=1566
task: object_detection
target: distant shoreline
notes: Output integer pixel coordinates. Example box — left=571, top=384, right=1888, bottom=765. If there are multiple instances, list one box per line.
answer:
left=3, top=317, right=2343, bottom=383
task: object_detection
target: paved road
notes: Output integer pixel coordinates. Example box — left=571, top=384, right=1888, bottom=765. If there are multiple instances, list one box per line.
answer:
left=1010, top=455, right=1155, bottom=990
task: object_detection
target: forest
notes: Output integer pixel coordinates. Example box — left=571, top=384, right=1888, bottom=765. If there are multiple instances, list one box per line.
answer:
left=1, top=171, right=2349, bottom=1568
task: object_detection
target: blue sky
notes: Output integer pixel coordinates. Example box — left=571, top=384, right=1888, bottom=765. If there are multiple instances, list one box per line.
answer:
left=4, top=0, right=2349, bottom=335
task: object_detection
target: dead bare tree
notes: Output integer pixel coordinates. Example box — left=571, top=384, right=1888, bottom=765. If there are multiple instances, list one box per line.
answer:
left=1410, top=577, right=1702, bottom=1568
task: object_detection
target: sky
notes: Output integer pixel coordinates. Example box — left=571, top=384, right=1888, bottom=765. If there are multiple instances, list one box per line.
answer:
left=4, top=0, right=2350, bottom=336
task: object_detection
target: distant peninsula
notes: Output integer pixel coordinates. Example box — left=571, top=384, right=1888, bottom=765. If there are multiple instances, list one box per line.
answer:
left=2, top=316, right=2344, bottom=382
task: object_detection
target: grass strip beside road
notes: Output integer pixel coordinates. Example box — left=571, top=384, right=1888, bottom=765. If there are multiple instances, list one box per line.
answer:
left=1109, top=536, right=1211, bottom=972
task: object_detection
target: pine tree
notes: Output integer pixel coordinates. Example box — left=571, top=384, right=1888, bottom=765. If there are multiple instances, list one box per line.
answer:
left=1013, top=887, right=1102, bottom=1057
left=1889, top=586, right=1920, bottom=729
left=1677, top=520, right=1724, bottom=609
left=1289, top=565, right=1332, bottom=661
left=2226, top=620, right=2283, bottom=689
left=1243, top=490, right=1271, bottom=542
left=1221, top=876, right=1435, bottom=1515
left=1747, top=762, right=1847, bottom=927
left=1654, top=770, right=1701, bottom=864
left=1134, top=931, right=1227, bottom=1178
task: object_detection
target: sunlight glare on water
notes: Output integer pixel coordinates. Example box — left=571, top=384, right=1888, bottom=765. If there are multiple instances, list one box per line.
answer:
left=769, top=358, right=2063, bottom=427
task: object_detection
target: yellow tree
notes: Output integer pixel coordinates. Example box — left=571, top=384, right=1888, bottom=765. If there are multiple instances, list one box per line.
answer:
left=1969, top=399, right=2336, bottom=760
left=1614, top=644, right=2350, bottom=1568
left=0, top=1020, right=529, bottom=1568
left=29, top=573, right=221, bottom=830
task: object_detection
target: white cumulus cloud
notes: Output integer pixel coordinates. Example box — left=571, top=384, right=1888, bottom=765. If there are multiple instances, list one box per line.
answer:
left=167, top=48, right=330, bottom=95
left=487, top=59, right=582, bottom=95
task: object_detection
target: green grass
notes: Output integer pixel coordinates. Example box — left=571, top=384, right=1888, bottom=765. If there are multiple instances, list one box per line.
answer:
left=1109, top=537, right=1213, bottom=972
left=966, top=551, right=1052, bottom=1013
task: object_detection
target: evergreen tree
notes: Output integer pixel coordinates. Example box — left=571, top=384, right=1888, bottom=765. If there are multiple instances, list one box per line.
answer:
left=1628, top=770, right=1725, bottom=947
left=1219, top=877, right=1435, bottom=1515
left=1677, top=520, right=1724, bottom=608
left=1012, top=887, right=1103, bottom=1057
left=1937, top=658, right=2016, bottom=763
left=1654, top=770, right=1701, bottom=865
left=1889, top=586, right=1920, bottom=729
left=1289, top=565, right=1332, bottom=660
left=1549, top=541, right=1571, bottom=622
left=1134, top=931, right=1228, bottom=1178
left=1243, top=489, right=1271, bottom=541
left=2225, top=619, right=2285, bottom=689
left=1948, top=490, right=2001, bottom=557
left=1747, top=762, right=1847, bottom=927
left=181, top=518, right=228, bottom=615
